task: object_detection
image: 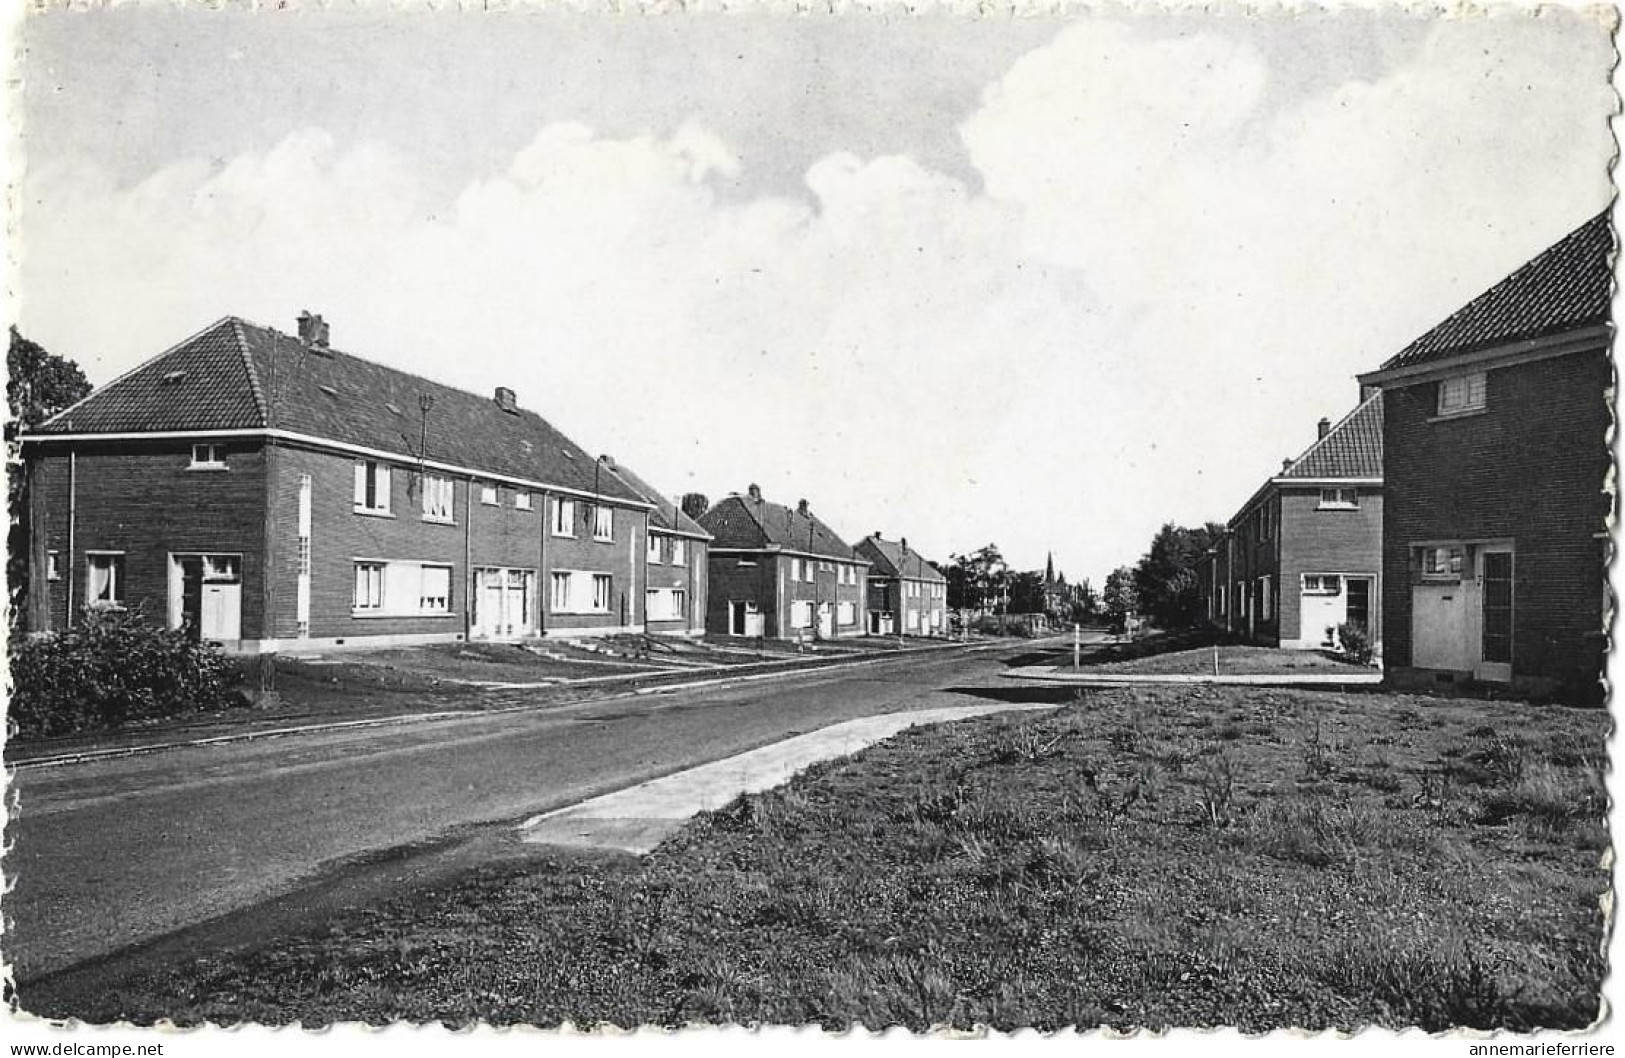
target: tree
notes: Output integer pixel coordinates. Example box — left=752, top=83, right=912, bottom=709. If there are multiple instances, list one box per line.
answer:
left=1131, top=521, right=1226, bottom=630
left=1103, top=566, right=1139, bottom=631
left=8, top=327, right=90, bottom=432
left=680, top=492, right=709, bottom=521
left=1075, top=577, right=1100, bottom=620
left=945, top=543, right=1006, bottom=614
left=1007, top=569, right=1047, bottom=614
left=8, top=328, right=92, bottom=630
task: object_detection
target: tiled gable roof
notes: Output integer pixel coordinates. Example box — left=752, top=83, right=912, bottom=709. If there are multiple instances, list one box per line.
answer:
left=39, top=318, right=266, bottom=433
left=699, top=492, right=861, bottom=562
left=1379, top=211, right=1613, bottom=372
left=603, top=461, right=710, bottom=540
left=34, top=316, right=648, bottom=506
left=856, top=535, right=946, bottom=582
left=1277, top=392, right=1383, bottom=480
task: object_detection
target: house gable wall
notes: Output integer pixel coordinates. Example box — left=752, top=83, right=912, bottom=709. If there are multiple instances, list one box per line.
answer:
left=1380, top=345, right=1609, bottom=692
left=1277, top=485, right=1383, bottom=646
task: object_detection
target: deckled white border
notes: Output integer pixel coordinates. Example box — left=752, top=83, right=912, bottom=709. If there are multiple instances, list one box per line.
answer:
left=0, top=0, right=1618, bottom=1052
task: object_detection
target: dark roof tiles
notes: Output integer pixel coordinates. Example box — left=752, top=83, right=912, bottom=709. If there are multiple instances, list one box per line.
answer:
left=856, top=535, right=946, bottom=582
left=1277, top=392, right=1384, bottom=480
left=35, top=316, right=650, bottom=505
left=699, top=492, right=862, bottom=562
left=1379, top=211, right=1613, bottom=372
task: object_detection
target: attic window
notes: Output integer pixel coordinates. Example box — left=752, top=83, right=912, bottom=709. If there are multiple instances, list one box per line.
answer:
left=160, top=370, right=187, bottom=385
left=385, top=402, right=403, bottom=417
left=561, top=449, right=576, bottom=460
left=319, top=384, right=339, bottom=398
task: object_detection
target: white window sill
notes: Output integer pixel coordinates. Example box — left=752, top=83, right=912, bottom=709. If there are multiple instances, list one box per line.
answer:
left=1429, top=407, right=1487, bottom=423
left=186, top=465, right=229, bottom=472
left=350, top=610, right=458, bottom=619
left=481, top=500, right=500, bottom=507
left=552, top=610, right=614, bottom=617
left=1317, top=504, right=1359, bottom=511
left=422, top=516, right=457, bottom=526
left=552, top=531, right=577, bottom=539
left=87, top=603, right=126, bottom=612
left=593, top=536, right=615, bottom=544
left=354, top=507, right=395, bottom=519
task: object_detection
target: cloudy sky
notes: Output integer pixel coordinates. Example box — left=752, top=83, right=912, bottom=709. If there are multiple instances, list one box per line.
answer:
left=13, top=4, right=1615, bottom=584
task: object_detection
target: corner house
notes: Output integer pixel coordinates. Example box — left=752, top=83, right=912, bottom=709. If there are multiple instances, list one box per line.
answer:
left=20, top=313, right=679, bottom=652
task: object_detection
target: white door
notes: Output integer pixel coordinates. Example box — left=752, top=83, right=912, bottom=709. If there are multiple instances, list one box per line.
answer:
left=1412, top=581, right=1468, bottom=671
left=201, top=584, right=242, bottom=641
left=818, top=603, right=834, bottom=639
left=1299, top=577, right=1347, bottom=648
left=476, top=569, right=504, bottom=638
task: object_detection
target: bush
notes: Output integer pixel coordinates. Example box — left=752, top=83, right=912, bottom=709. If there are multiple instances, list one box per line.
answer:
left=1337, top=622, right=1375, bottom=665
left=9, top=608, right=244, bottom=738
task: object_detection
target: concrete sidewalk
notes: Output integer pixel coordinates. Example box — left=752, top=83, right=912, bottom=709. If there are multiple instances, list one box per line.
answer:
left=518, top=702, right=1054, bottom=854
left=1002, top=665, right=1383, bottom=687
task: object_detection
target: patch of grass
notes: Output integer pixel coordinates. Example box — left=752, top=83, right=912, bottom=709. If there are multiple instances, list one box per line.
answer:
left=32, top=687, right=1608, bottom=1033
left=1087, top=645, right=1372, bottom=677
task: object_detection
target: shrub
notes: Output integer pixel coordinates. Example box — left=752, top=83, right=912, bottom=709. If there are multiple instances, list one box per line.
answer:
left=1337, top=622, right=1375, bottom=665
left=9, top=608, right=243, bottom=738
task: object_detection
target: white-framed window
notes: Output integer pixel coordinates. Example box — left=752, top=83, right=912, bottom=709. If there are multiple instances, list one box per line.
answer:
left=480, top=484, right=499, bottom=506
left=1438, top=372, right=1487, bottom=416
left=838, top=601, right=855, bottom=626
left=1302, top=574, right=1342, bottom=596
left=1259, top=576, right=1273, bottom=620
left=1421, top=545, right=1465, bottom=579
left=790, top=558, right=802, bottom=581
left=592, top=573, right=613, bottom=611
left=645, top=587, right=688, bottom=621
left=86, top=552, right=125, bottom=608
left=353, top=460, right=391, bottom=514
left=790, top=600, right=813, bottom=629
left=421, top=475, right=455, bottom=523
left=552, top=498, right=576, bottom=537
left=189, top=443, right=226, bottom=469
left=419, top=564, right=453, bottom=613
left=1319, top=487, right=1359, bottom=510
left=1236, top=581, right=1247, bottom=617
left=550, top=571, right=572, bottom=611
left=648, top=534, right=663, bottom=563
left=1216, top=585, right=1226, bottom=615
left=46, top=550, right=60, bottom=582
left=354, top=561, right=385, bottom=611
left=805, top=562, right=816, bottom=584
left=514, top=491, right=533, bottom=511
left=593, top=505, right=614, bottom=541
left=671, top=538, right=686, bottom=565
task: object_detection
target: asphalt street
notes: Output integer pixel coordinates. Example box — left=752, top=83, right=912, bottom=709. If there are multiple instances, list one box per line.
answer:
left=6, top=636, right=1092, bottom=982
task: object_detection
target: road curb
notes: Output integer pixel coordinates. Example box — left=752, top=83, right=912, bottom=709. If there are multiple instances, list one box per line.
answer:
left=7, top=639, right=982, bottom=771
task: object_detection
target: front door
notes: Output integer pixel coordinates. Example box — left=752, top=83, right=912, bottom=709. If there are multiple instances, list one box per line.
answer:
left=818, top=602, right=834, bottom=639
left=1476, top=549, right=1514, bottom=682
left=1345, top=577, right=1372, bottom=634
left=173, top=554, right=242, bottom=643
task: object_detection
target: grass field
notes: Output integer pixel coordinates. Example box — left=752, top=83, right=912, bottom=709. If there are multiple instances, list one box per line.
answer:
left=50, top=685, right=1607, bottom=1032
left=1086, top=644, right=1371, bottom=676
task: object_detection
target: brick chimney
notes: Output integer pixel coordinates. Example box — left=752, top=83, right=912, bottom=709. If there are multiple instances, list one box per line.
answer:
left=901, top=536, right=909, bottom=555
left=494, top=387, right=518, bottom=414
left=797, top=499, right=810, bottom=516
left=1282, top=458, right=1293, bottom=472
left=1317, top=417, right=1331, bottom=439
left=296, top=311, right=329, bottom=348
left=747, top=483, right=762, bottom=502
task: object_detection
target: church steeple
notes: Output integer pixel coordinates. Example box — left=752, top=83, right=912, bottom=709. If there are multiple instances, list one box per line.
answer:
left=1045, top=551, right=1055, bottom=585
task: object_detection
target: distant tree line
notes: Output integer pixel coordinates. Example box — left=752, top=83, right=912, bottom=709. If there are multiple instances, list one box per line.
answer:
left=935, top=543, right=1101, bottom=626
left=1100, top=521, right=1227, bottom=633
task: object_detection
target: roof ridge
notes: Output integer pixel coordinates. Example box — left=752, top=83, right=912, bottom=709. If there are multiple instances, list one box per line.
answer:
left=230, top=317, right=271, bottom=428
left=1281, top=391, right=1381, bottom=477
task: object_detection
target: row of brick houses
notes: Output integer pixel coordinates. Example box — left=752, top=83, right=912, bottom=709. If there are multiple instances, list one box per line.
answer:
left=1199, top=210, right=1610, bottom=702
left=19, top=313, right=948, bottom=651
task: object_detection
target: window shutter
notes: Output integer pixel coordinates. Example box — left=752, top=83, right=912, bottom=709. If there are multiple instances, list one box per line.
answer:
left=354, top=463, right=366, bottom=506
left=377, top=465, right=391, bottom=509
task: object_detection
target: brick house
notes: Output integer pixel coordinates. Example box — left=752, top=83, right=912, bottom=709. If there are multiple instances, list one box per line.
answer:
left=1199, top=393, right=1384, bottom=650
left=698, top=485, right=869, bottom=640
left=20, top=313, right=680, bottom=651
left=1355, top=212, right=1612, bottom=700
left=603, top=461, right=710, bottom=637
left=855, top=533, right=948, bottom=636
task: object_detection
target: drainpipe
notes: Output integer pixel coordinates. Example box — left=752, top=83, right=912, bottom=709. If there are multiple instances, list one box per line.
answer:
left=537, top=490, right=548, bottom=636
left=66, top=449, right=77, bottom=627
left=464, top=475, right=474, bottom=641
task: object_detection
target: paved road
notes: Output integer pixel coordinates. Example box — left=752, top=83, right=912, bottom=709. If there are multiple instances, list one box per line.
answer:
left=7, top=637, right=1082, bottom=981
